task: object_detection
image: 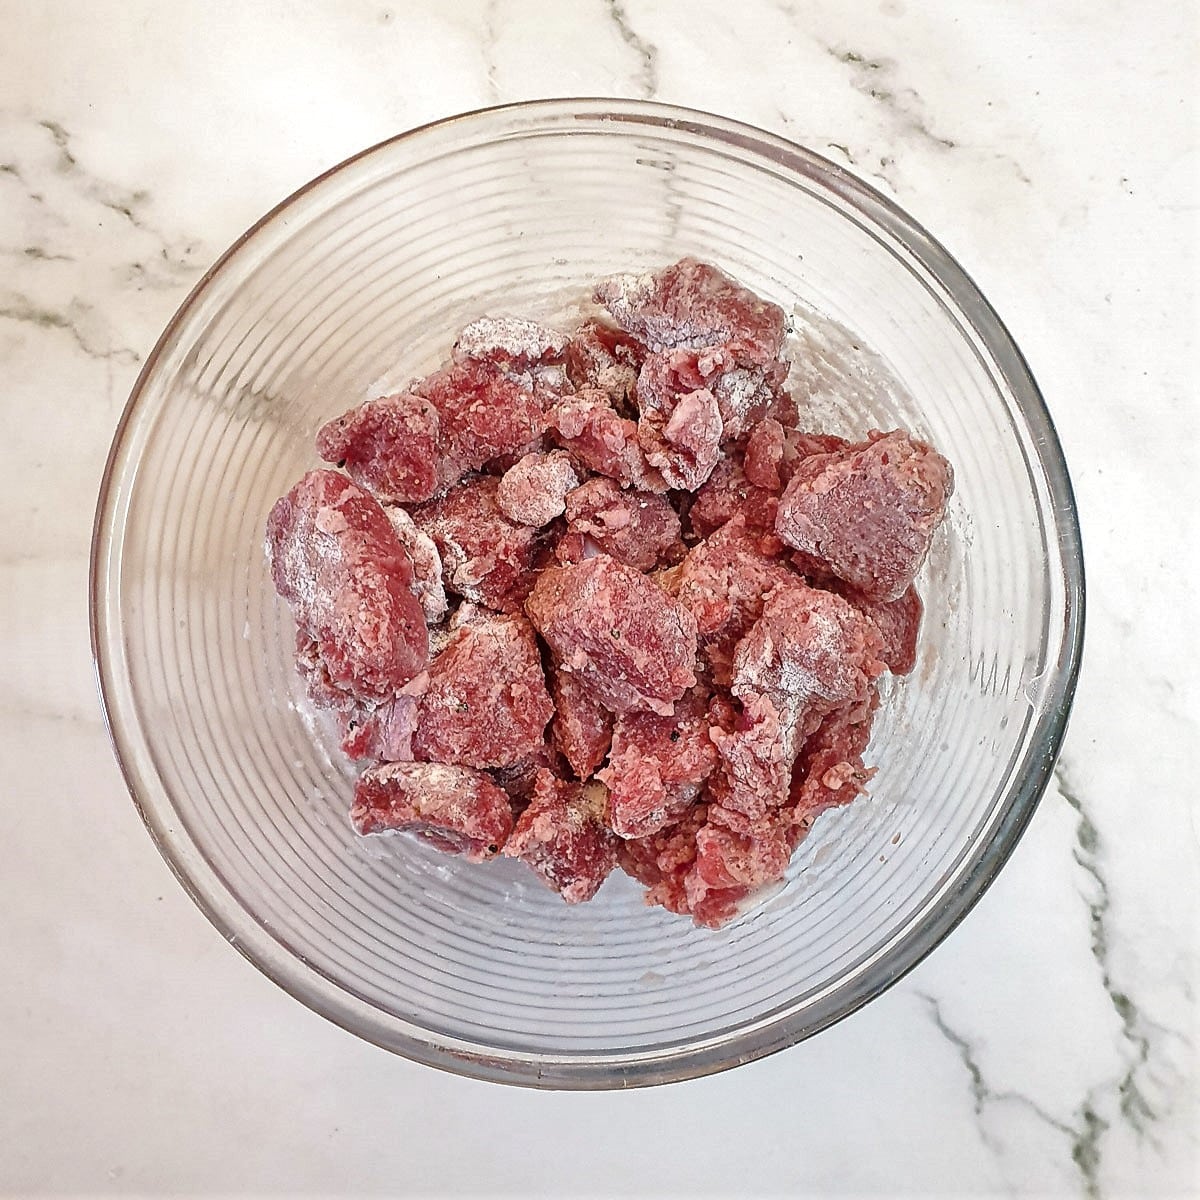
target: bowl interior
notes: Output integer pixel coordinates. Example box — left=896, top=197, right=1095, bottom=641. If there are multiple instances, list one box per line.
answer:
left=92, top=101, right=1082, bottom=1087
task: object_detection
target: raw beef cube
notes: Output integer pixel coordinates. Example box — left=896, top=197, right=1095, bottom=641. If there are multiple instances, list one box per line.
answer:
left=687, top=459, right=779, bottom=540
left=548, top=389, right=666, bottom=492
left=339, top=674, right=429, bottom=762
left=638, top=386, right=723, bottom=492
left=712, top=361, right=788, bottom=439
left=710, top=582, right=885, bottom=820
left=550, top=671, right=614, bottom=779
left=729, top=422, right=854, bottom=496
left=266, top=470, right=429, bottom=702
left=636, top=345, right=738, bottom=408
left=525, top=556, right=698, bottom=716
left=564, top=319, right=645, bottom=410
left=636, top=346, right=784, bottom=441
left=743, top=418, right=787, bottom=491
left=617, top=798, right=782, bottom=929
left=775, top=430, right=954, bottom=602
left=686, top=881, right=760, bottom=929
left=599, top=686, right=718, bottom=838
left=496, top=450, right=579, bottom=527
left=384, top=505, right=448, bottom=623
left=351, top=761, right=514, bottom=861
left=293, top=630, right=356, bottom=713
left=595, top=258, right=787, bottom=366
left=730, top=582, right=886, bottom=751
left=488, top=740, right=568, bottom=809
left=841, top=584, right=923, bottom=676
left=707, top=691, right=793, bottom=821
left=503, top=771, right=618, bottom=903
left=557, top=477, right=682, bottom=571
left=686, top=818, right=790, bottom=907
left=316, top=393, right=443, bottom=504
left=633, top=352, right=731, bottom=487
left=411, top=475, right=541, bottom=612
left=786, top=701, right=878, bottom=840
left=413, top=610, right=553, bottom=769
left=789, top=430, right=852, bottom=459
left=453, top=316, right=568, bottom=371
left=676, top=516, right=798, bottom=683
left=617, top=802, right=709, bottom=915
left=416, top=359, right=546, bottom=472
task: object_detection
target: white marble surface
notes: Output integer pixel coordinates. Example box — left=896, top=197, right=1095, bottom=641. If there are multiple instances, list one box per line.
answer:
left=2, top=1, right=1196, bottom=1196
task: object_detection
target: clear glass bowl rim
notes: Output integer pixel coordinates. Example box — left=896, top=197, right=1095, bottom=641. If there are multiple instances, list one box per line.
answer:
left=89, top=98, right=1086, bottom=1089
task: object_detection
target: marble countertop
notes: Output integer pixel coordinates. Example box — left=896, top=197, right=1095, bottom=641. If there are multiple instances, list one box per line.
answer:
left=2, top=2, right=1195, bottom=1196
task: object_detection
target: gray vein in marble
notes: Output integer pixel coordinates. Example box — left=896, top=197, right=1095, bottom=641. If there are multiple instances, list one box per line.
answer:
left=38, top=118, right=78, bottom=169
left=0, top=158, right=44, bottom=203
left=924, top=994, right=989, bottom=1119
left=920, top=761, right=1195, bottom=1197
left=27, top=117, right=202, bottom=278
left=0, top=293, right=140, bottom=364
left=1056, top=761, right=1159, bottom=1137
left=605, top=0, right=658, bottom=99
left=824, top=45, right=957, bottom=152
left=921, top=993, right=1106, bottom=1198
left=0, top=244, right=75, bottom=263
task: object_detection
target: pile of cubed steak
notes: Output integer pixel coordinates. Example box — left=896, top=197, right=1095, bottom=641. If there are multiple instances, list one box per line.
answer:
left=266, top=258, right=954, bottom=928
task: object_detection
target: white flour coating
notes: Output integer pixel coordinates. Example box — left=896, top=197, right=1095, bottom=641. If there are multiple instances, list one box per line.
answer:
left=454, top=315, right=568, bottom=363
left=497, top=450, right=580, bottom=526
left=362, top=761, right=492, bottom=830
left=384, top=505, right=448, bottom=623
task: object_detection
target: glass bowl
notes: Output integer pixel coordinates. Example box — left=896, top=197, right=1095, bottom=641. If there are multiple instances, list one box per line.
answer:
left=91, top=100, right=1084, bottom=1088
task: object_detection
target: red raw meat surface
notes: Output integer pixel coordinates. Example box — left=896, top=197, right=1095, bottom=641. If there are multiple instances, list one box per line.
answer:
left=775, top=429, right=954, bottom=602
left=413, top=610, right=553, bottom=769
left=595, top=257, right=786, bottom=366
left=617, top=802, right=709, bottom=913
left=416, top=358, right=547, bottom=472
left=599, top=686, right=718, bottom=838
left=557, top=477, right=682, bottom=571
left=267, top=259, right=953, bottom=929
left=635, top=345, right=785, bottom=442
left=687, top=458, right=780, bottom=540
left=686, top=818, right=790, bottom=918
left=548, top=389, right=666, bottom=492
left=676, top=516, right=798, bottom=684
left=840, top=584, right=923, bottom=676
left=638, top=386, right=723, bottom=491
left=412, top=475, right=541, bottom=612
left=316, top=392, right=443, bottom=505
left=730, top=582, right=886, bottom=732
left=709, top=582, right=885, bottom=822
left=564, top=319, right=645, bottom=410
left=785, top=700, right=879, bottom=842
left=266, top=470, right=429, bottom=703
left=525, top=555, right=698, bottom=716
left=743, top=418, right=787, bottom=491
left=351, top=761, right=514, bottom=861
left=497, top=450, right=579, bottom=527
left=550, top=670, right=614, bottom=779
left=503, top=771, right=619, bottom=902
